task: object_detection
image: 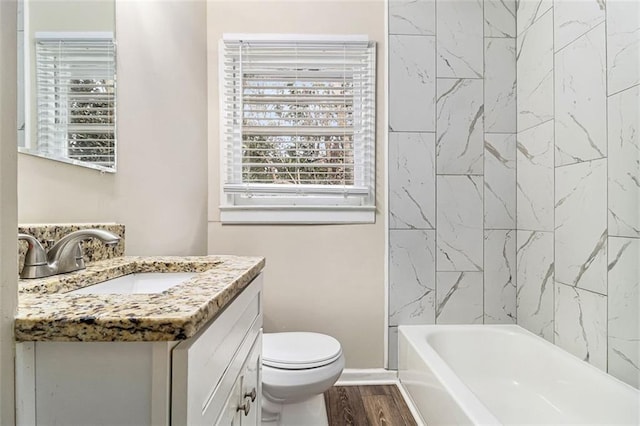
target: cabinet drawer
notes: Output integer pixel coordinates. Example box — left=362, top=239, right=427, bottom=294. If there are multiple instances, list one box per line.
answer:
left=172, top=274, right=262, bottom=425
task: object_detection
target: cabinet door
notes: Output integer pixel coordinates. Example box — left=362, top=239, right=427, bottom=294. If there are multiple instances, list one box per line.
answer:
left=240, top=333, right=262, bottom=426
left=215, top=333, right=261, bottom=426
left=215, top=375, right=243, bottom=426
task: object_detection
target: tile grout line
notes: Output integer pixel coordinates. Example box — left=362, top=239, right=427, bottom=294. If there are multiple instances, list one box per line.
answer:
left=552, top=0, right=557, bottom=345
left=514, top=0, right=519, bottom=326
left=482, top=0, right=486, bottom=325
left=604, top=0, right=610, bottom=374
left=434, top=0, right=439, bottom=325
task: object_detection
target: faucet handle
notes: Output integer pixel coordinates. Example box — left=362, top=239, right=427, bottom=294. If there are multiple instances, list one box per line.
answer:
left=18, top=233, right=53, bottom=279
left=73, top=242, right=86, bottom=270
left=18, top=233, right=47, bottom=266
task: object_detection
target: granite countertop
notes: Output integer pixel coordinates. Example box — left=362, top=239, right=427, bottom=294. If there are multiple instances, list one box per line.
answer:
left=15, top=255, right=265, bottom=342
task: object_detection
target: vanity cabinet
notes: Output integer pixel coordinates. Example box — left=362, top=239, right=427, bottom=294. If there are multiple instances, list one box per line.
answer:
left=16, top=274, right=263, bottom=426
left=172, top=273, right=262, bottom=425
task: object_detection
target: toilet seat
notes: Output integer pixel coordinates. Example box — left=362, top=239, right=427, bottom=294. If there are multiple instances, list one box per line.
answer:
left=263, top=332, right=343, bottom=370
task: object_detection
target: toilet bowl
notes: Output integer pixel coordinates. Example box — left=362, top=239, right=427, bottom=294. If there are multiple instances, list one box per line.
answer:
left=261, top=332, right=345, bottom=423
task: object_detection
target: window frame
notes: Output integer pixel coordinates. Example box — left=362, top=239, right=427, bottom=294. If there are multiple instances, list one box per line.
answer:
left=218, top=34, right=376, bottom=224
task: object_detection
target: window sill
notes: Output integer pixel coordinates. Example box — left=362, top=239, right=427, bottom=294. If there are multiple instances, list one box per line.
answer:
left=219, top=205, right=376, bottom=224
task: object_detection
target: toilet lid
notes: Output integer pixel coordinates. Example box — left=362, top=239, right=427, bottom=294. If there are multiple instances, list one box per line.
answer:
left=263, top=332, right=343, bottom=370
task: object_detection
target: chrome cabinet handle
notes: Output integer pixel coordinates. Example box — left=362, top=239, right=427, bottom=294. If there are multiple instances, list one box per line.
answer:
left=237, top=401, right=250, bottom=416
left=244, top=388, right=257, bottom=402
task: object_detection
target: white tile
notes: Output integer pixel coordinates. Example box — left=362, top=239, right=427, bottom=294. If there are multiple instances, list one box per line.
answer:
left=436, top=79, right=484, bottom=174
left=608, top=86, right=640, bottom=238
left=555, top=159, right=607, bottom=295
left=516, top=121, right=554, bottom=231
left=555, top=24, right=607, bottom=166
left=554, top=0, right=605, bottom=51
left=389, top=132, right=436, bottom=230
left=436, top=0, right=483, bottom=78
left=485, top=0, right=516, bottom=38
left=608, top=237, right=640, bottom=388
left=389, top=0, right=436, bottom=35
left=516, top=230, right=554, bottom=341
left=516, top=0, right=552, bottom=36
left=389, top=230, right=436, bottom=326
left=484, top=230, right=517, bottom=324
left=485, top=134, right=516, bottom=229
left=555, top=284, right=607, bottom=370
left=517, top=9, right=554, bottom=131
left=607, top=0, right=640, bottom=95
left=389, top=35, right=436, bottom=132
left=437, top=176, right=484, bottom=271
left=388, top=326, right=399, bottom=370
left=485, top=38, right=516, bottom=133
left=436, top=272, right=484, bottom=324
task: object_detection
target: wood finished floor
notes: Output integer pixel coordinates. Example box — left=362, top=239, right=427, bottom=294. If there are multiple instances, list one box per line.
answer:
left=324, top=385, right=418, bottom=426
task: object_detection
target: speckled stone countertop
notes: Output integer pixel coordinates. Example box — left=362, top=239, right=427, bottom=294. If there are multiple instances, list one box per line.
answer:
left=15, top=255, right=265, bottom=342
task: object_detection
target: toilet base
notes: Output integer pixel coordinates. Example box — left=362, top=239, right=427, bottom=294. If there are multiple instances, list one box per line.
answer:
left=262, top=394, right=328, bottom=426
left=261, top=396, right=282, bottom=423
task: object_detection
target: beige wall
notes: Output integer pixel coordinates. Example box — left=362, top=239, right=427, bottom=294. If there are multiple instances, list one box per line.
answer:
left=18, top=0, right=209, bottom=256
left=207, top=0, right=386, bottom=368
left=0, top=0, right=18, bottom=423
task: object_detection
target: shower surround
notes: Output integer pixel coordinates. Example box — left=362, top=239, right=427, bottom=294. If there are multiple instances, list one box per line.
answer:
left=387, top=0, right=639, bottom=389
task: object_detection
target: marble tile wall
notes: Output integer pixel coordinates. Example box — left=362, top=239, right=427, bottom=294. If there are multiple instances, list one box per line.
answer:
left=516, top=0, right=639, bottom=388
left=388, top=0, right=638, bottom=388
left=388, top=0, right=517, bottom=369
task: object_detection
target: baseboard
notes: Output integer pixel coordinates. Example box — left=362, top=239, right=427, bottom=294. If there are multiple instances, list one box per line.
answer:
left=335, top=368, right=398, bottom=386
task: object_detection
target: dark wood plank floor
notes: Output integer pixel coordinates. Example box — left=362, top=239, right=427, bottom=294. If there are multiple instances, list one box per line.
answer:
left=324, top=385, right=418, bottom=426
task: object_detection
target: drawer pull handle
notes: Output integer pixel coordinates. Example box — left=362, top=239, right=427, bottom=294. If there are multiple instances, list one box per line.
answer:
left=244, top=388, right=257, bottom=402
left=237, top=401, right=250, bottom=416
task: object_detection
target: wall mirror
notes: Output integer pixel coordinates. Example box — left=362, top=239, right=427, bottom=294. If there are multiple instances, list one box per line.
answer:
left=18, top=0, right=117, bottom=173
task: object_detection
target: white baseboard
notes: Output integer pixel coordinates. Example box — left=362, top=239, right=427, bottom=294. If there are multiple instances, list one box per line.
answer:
left=335, top=368, right=398, bottom=386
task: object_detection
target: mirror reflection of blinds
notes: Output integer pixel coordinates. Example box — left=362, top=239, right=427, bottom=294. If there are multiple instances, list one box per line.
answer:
left=221, top=39, right=375, bottom=199
left=35, top=37, right=116, bottom=169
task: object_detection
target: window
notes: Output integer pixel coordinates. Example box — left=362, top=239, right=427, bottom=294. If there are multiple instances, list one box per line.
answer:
left=220, top=35, right=376, bottom=224
left=35, top=32, right=116, bottom=171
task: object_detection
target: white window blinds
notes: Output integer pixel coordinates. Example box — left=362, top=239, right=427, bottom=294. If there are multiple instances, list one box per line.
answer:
left=220, top=37, right=376, bottom=206
left=35, top=34, right=116, bottom=170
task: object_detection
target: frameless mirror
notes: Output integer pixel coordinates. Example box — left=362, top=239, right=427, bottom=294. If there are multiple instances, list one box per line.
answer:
left=18, top=0, right=117, bottom=173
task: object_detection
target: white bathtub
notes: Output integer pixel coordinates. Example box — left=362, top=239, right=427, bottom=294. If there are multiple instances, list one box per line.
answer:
left=398, top=325, right=640, bottom=425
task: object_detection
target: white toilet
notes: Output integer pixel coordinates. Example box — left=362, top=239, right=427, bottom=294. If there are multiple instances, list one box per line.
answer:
left=261, top=332, right=345, bottom=423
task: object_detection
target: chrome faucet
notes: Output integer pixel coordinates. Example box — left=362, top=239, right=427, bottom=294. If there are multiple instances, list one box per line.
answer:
left=18, top=229, right=121, bottom=279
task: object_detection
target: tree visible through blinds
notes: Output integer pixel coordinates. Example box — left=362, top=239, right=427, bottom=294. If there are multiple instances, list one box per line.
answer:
left=36, top=37, right=116, bottom=170
left=222, top=38, right=375, bottom=200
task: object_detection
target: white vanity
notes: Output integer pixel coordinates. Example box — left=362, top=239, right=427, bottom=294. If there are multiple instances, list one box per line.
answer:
left=15, top=255, right=265, bottom=426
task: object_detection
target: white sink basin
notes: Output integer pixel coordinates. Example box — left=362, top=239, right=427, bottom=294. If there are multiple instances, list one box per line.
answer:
left=68, top=272, right=198, bottom=295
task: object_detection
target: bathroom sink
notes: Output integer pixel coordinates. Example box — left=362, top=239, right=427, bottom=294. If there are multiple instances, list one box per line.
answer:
left=68, top=272, right=198, bottom=295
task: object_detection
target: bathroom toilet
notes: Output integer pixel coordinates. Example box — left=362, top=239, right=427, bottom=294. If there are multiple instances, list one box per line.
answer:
left=261, top=332, right=345, bottom=423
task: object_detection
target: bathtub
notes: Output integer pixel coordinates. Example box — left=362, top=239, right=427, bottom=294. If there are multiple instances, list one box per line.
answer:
left=398, top=325, right=640, bottom=425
